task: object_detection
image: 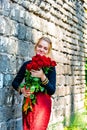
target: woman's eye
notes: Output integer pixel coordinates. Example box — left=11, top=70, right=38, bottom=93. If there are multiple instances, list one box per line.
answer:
left=37, top=45, right=48, bottom=51
left=44, top=47, right=48, bottom=50
left=37, top=45, right=42, bottom=48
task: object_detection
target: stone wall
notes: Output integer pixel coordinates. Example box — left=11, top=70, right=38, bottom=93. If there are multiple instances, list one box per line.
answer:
left=0, top=0, right=87, bottom=129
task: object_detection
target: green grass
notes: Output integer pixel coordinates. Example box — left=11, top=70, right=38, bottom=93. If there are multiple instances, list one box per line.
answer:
left=64, top=111, right=87, bottom=130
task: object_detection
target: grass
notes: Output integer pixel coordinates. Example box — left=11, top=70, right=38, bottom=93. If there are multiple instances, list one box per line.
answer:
left=64, top=111, right=87, bottom=130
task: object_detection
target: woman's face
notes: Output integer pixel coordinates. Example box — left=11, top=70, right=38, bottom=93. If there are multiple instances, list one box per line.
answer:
left=35, top=40, right=51, bottom=56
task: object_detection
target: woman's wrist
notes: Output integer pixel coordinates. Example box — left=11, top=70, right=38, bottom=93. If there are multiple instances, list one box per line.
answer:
left=41, top=75, right=49, bottom=85
left=41, top=74, right=46, bottom=82
left=42, top=77, right=49, bottom=85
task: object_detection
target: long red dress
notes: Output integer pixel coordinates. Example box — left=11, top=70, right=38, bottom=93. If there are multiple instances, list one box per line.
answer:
left=23, top=92, right=52, bottom=130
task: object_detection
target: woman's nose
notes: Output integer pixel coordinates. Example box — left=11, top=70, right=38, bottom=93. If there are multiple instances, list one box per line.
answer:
left=40, top=47, right=44, bottom=51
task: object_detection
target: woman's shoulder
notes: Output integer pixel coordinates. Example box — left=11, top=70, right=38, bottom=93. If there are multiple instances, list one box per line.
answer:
left=23, top=60, right=31, bottom=65
left=21, top=60, right=32, bottom=68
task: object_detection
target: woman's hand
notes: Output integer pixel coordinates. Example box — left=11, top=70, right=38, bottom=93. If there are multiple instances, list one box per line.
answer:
left=20, top=87, right=32, bottom=97
left=30, top=69, right=46, bottom=81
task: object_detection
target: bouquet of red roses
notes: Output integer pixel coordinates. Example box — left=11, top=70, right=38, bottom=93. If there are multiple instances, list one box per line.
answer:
left=20, top=54, right=56, bottom=114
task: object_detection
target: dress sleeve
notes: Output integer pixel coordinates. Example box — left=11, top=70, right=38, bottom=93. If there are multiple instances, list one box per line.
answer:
left=42, top=67, right=56, bottom=95
left=12, top=62, right=27, bottom=91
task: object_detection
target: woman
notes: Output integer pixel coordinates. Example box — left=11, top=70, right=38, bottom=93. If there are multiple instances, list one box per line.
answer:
left=12, top=37, right=56, bottom=130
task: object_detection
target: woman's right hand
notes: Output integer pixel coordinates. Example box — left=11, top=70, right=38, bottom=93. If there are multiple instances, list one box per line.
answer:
left=20, top=87, right=31, bottom=97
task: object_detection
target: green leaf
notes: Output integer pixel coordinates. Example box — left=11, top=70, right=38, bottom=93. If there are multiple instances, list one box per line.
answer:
left=30, top=86, right=35, bottom=92
left=33, top=77, right=40, bottom=82
left=30, top=94, right=35, bottom=99
left=26, top=85, right=30, bottom=89
left=40, top=86, right=45, bottom=92
left=32, top=99, right=36, bottom=104
left=20, top=83, right=25, bottom=88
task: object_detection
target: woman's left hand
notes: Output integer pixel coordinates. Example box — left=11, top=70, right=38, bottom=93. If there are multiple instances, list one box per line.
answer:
left=30, top=69, right=46, bottom=81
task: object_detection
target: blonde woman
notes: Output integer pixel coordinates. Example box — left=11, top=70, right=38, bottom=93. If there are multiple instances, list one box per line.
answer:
left=12, top=37, right=56, bottom=130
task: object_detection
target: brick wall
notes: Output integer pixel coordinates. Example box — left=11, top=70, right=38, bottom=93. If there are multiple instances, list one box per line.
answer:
left=0, top=0, right=87, bottom=129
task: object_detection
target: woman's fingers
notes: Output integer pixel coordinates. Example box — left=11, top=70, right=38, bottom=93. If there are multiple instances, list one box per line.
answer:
left=21, top=88, right=33, bottom=97
left=24, top=92, right=32, bottom=97
left=30, top=69, right=44, bottom=78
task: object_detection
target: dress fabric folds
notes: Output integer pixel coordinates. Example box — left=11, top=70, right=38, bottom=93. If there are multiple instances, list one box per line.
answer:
left=23, top=92, right=52, bottom=130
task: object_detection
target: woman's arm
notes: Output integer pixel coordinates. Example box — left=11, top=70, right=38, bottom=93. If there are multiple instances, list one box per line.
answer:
left=12, top=61, right=29, bottom=91
left=42, top=67, right=56, bottom=95
left=30, top=67, right=56, bottom=95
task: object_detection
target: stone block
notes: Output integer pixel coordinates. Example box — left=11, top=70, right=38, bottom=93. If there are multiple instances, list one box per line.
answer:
left=0, top=54, right=16, bottom=73
left=18, top=24, right=26, bottom=40
left=25, top=12, right=33, bottom=27
left=16, top=40, right=31, bottom=57
left=10, top=4, right=25, bottom=23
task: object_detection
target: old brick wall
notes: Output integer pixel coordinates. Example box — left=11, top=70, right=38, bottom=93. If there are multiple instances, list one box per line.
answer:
left=0, top=0, right=87, bottom=129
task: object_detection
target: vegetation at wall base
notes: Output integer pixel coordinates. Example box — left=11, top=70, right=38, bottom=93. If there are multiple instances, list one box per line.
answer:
left=63, top=111, right=87, bottom=130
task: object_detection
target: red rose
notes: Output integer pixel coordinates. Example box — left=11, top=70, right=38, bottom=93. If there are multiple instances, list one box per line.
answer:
left=32, top=54, right=42, bottom=62
left=31, top=61, right=39, bottom=70
left=37, top=60, right=44, bottom=68
left=26, top=63, right=32, bottom=70
left=43, top=60, right=50, bottom=67
left=43, top=57, right=51, bottom=67
left=51, top=61, right=56, bottom=67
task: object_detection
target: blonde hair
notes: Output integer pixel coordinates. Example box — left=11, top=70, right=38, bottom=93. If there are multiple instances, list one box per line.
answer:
left=35, top=37, right=52, bottom=54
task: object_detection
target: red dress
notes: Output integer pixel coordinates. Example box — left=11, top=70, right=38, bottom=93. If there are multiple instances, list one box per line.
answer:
left=22, top=92, right=52, bottom=130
